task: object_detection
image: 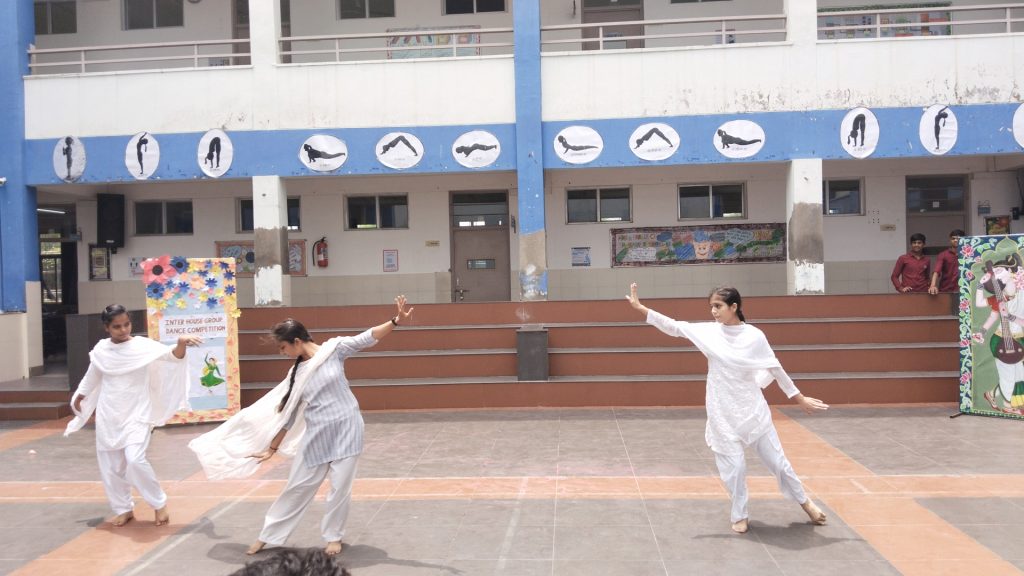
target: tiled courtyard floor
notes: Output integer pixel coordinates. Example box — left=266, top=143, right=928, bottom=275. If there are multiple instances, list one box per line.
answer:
left=1, top=405, right=1023, bottom=576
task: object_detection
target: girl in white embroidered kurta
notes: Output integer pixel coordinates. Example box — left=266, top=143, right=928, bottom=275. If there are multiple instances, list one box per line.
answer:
left=65, top=304, right=201, bottom=527
left=243, top=295, right=414, bottom=557
left=627, top=283, right=829, bottom=534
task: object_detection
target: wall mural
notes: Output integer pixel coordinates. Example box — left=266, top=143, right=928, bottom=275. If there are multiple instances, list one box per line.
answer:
left=630, top=122, right=679, bottom=162
left=840, top=107, right=879, bottom=159
left=713, top=120, right=765, bottom=159
left=52, top=135, right=86, bottom=183
left=376, top=131, right=423, bottom=170
left=553, top=125, right=603, bottom=165
left=215, top=239, right=307, bottom=277
left=919, top=103, right=957, bottom=155
left=197, top=129, right=234, bottom=178
left=125, top=131, right=160, bottom=180
left=452, top=130, right=501, bottom=168
left=299, top=134, right=348, bottom=173
left=959, top=234, right=1024, bottom=420
left=611, top=223, right=786, bottom=267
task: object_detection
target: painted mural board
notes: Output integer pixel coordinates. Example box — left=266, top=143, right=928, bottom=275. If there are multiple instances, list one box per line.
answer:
left=958, top=235, right=1024, bottom=420
left=141, top=256, right=241, bottom=424
left=611, top=223, right=786, bottom=267
left=215, top=239, right=307, bottom=277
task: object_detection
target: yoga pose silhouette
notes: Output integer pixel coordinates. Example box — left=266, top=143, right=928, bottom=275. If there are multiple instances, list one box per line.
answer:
left=558, top=135, right=598, bottom=153
left=62, top=136, right=74, bottom=180
left=634, top=127, right=674, bottom=149
left=303, top=144, right=346, bottom=165
left=454, top=143, right=497, bottom=157
left=136, top=133, right=149, bottom=175
left=933, top=107, right=949, bottom=150
left=381, top=135, right=418, bottom=156
left=847, top=114, right=866, bottom=147
left=717, top=129, right=762, bottom=149
left=204, top=137, right=222, bottom=169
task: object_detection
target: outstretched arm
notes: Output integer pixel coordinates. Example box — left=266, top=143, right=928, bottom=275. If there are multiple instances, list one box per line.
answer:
left=625, top=282, right=650, bottom=316
left=370, top=295, right=415, bottom=341
left=250, top=427, right=288, bottom=463
left=172, top=335, right=203, bottom=359
left=770, top=367, right=828, bottom=414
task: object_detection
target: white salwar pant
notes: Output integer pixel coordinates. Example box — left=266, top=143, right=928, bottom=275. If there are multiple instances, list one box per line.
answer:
left=258, top=451, right=359, bottom=546
left=712, top=427, right=807, bottom=523
left=96, top=435, right=167, bottom=515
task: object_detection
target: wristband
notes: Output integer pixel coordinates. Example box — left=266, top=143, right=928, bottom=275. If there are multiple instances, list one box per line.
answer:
left=390, top=316, right=399, bottom=326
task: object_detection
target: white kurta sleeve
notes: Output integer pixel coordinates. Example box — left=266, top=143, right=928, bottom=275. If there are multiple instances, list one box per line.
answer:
left=769, top=366, right=801, bottom=398
left=646, top=309, right=689, bottom=339
left=332, top=329, right=378, bottom=358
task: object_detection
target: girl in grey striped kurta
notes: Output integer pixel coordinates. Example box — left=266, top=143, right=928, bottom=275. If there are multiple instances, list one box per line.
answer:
left=246, top=296, right=414, bottom=557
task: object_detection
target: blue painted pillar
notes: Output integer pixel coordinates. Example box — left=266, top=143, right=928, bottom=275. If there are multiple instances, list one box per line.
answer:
left=513, top=0, right=547, bottom=301
left=0, top=0, right=37, bottom=312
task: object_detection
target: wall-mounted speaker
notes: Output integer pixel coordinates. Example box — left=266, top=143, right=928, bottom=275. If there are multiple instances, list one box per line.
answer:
left=96, top=193, right=125, bottom=253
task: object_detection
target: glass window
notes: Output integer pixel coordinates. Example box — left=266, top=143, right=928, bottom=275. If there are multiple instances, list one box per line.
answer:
left=347, top=195, right=407, bottom=230
left=822, top=179, right=863, bottom=216
left=452, top=192, right=507, bottom=227
left=340, top=0, right=395, bottom=19
left=238, top=198, right=300, bottom=232
left=446, top=0, right=504, bottom=14
left=125, top=0, right=183, bottom=30
left=35, top=1, right=77, bottom=35
left=567, top=188, right=631, bottom=223
left=679, top=184, right=745, bottom=220
left=906, top=176, right=966, bottom=213
left=135, top=202, right=163, bottom=235
left=165, top=201, right=193, bottom=234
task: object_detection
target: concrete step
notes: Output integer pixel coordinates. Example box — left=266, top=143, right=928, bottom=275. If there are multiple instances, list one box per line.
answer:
left=0, top=402, right=72, bottom=420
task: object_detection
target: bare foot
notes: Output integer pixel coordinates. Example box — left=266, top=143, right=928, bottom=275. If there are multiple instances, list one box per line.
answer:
left=731, top=519, right=749, bottom=534
left=246, top=541, right=266, bottom=555
left=325, top=540, right=343, bottom=556
left=802, top=499, right=827, bottom=525
left=111, top=511, right=134, bottom=527
left=984, top=390, right=999, bottom=410
left=154, top=506, right=170, bottom=526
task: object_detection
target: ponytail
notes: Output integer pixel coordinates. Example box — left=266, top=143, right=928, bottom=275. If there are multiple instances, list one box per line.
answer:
left=268, top=318, right=314, bottom=413
left=277, top=356, right=302, bottom=413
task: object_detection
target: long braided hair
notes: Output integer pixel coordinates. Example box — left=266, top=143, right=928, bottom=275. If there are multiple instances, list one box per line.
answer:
left=709, top=286, right=746, bottom=323
left=271, top=319, right=314, bottom=413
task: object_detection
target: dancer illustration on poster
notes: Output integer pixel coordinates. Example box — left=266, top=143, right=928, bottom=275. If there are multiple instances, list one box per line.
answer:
left=303, top=144, right=346, bottom=164
left=933, top=107, right=949, bottom=150
left=53, top=135, right=86, bottom=183
left=557, top=135, right=598, bottom=153
left=717, top=130, right=762, bottom=149
left=125, top=132, right=160, bottom=180
left=840, top=107, right=879, bottom=159
left=137, top=133, right=150, bottom=175
left=973, top=254, right=1024, bottom=415
left=452, top=130, right=501, bottom=168
left=205, top=137, right=222, bottom=169
left=630, top=123, right=679, bottom=162
left=200, top=352, right=225, bottom=393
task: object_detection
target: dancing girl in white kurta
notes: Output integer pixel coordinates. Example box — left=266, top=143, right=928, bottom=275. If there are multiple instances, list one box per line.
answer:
left=64, top=304, right=201, bottom=527
left=189, top=295, right=414, bottom=557
left=627, top=284, right=829, bottom=534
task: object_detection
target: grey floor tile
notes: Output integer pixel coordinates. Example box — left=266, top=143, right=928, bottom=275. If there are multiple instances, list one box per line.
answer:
left=448, top=525, right=553, bottom=560
left=663, top=555, right=785, bottom=576
left=775, top=560, right=901, bottom=576
left=446, top=558, right=553, bottom=576
left=370, top=500, right=471, bottom=527
left=347, top=526, right=461, bottom=562
left=553, top=559, right=668, bottom=576
left=555, top=499, right=649, bottom=526
left=459, top=499, right=556, bottom=527
left=554, top=525, right=661, bottom=561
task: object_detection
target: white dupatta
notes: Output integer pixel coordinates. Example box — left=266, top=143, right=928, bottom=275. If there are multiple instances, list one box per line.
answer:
left=64, top=337, right=189, bottom=437
left=187, top=338, right=341, bottom=480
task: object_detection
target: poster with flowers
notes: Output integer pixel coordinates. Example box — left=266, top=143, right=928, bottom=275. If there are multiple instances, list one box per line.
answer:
left=958, top=235, right=1024, bottom=420
left=141, top=255, right=241, bottom=424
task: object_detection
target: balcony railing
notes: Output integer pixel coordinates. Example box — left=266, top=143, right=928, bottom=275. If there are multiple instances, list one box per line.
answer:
left=540, top=14, right=787, bottom=52
left=818, top=2, right=1024, bottom=40
left=28, top=39, right=250, bottom=75
left=279, top=26, right=514, bottom=64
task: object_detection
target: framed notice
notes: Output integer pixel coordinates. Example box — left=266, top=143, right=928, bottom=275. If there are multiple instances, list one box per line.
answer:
left=985, top=216, right=1010, bottom=236
left=88, top=245, right=110, bottom=280
left=383, top=249, right=399, bottom=272
left=215, top=239, right=307, bottom=276
left=571, top=247, right=591, bottom=267
left=140, top=256, right=242, bottom=424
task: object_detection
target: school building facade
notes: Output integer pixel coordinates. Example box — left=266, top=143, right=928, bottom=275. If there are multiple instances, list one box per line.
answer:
left=1, top=0, right=1023, bottom=382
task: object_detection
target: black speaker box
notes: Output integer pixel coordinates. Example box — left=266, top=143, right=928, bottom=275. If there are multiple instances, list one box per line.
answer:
left=96, top=193, right=125, bottom=251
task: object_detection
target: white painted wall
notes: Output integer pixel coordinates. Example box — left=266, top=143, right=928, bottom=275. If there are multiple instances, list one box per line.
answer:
left=0, top=313, right=30, bottom=381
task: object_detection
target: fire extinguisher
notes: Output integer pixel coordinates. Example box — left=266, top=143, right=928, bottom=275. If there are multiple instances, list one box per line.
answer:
left=313, top=236, right=329, bottom=268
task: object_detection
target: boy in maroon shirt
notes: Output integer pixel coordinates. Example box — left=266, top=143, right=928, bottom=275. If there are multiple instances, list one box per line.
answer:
left=929, top=229, right=964, bottom=295
left=891, top=233, right=931, bottom=293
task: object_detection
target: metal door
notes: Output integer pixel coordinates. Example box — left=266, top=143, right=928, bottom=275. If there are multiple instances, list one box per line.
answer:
left=450, top=192, right=511, bottom=302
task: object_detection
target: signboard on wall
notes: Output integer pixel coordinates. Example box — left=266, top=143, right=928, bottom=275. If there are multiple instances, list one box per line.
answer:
left=611, top=223, right=786, bottom=267
left=141, top=255, right=241, bottom=424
